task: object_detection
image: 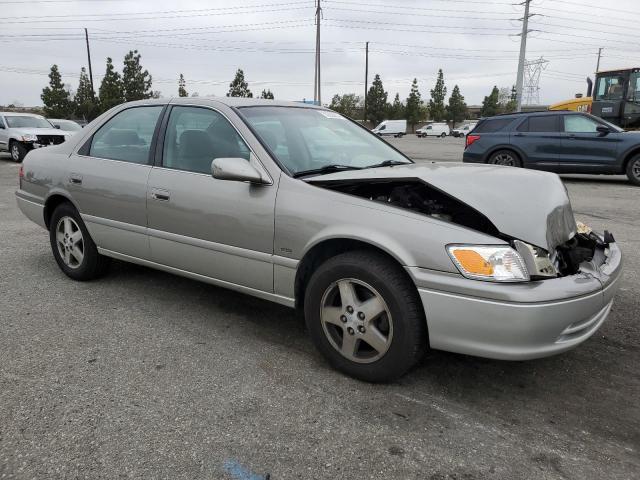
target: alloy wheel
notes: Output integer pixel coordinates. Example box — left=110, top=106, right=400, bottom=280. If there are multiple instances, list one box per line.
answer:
left=55, top=216, right=84, bottom=269
left=632, top=158, right=640, bottom=181
left=11, top=144, right=20, bottom=161
left=320, top=278, right=393, bottom=364
left=490, top=152, right=516, bottom=166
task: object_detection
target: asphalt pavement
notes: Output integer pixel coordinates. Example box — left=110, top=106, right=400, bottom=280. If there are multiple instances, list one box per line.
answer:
left=0, top=139, right=638, bottom=479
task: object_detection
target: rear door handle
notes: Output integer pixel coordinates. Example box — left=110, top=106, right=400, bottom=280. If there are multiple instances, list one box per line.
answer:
left=151, top=188, right=170, bottom=201
left=69, top=173, right=83, bottom=185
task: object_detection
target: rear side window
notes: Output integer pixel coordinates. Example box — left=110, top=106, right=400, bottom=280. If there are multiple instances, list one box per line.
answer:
left=90, top=106, right=163, bottom=164
left=520, top=115, right=559, bottom=133
left=473, top=118, right=514, bottom=133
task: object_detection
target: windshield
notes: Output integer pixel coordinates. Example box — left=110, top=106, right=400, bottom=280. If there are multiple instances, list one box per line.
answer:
left=52, top=120, right=82, bottom=131
left=5, top=115, right=53, bottom=129
left=594, top=74, right=626, bottom=101
left=239, top=107, right=411, bottom=175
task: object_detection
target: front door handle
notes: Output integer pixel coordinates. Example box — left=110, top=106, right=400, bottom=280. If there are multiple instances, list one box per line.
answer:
left=151, top=188, right=170, bottom=201
left=69, top=173, right=83, bottom=185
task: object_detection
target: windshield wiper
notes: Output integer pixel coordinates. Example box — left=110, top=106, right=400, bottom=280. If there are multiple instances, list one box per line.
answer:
left=363, top=159, right=410, bottom=169
left=293, top=164, right=363, bottom=178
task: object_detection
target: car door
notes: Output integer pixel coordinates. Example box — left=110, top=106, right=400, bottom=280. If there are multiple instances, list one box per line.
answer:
left=67, top=105, right=165, bottom=259
left=511, top=115, right=564, bottom=169
left=559, top=114, right=621, bottom=172
left=146, top=105, right=277, bottom=293
left=0, top=116, right=8, bottom=151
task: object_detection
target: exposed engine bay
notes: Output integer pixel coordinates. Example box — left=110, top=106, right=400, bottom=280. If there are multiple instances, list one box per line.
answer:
left=313, top=179, right=611, bottom=280
left=314, top=179, right=502, bottom=238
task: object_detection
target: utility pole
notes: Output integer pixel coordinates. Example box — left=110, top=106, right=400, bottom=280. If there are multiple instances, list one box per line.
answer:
left=596, top=47, right=603, bottom=73
left=515, top=0, right=531, bottom=112
left=364, top=41, right=369, bottom=124
left=84, top=28, right=95, bottom=98
left=313, top=0, right=322, bottom=105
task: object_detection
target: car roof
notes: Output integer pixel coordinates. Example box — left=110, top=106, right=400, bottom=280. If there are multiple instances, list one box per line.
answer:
left=484, top=110, right=584, bottom=119
left=168, top=96, right=325, bottom=109
left=0, top=111, right=45, bottom=118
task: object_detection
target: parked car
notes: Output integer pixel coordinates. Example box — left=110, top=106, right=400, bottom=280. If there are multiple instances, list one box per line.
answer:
left=417, top=122, right=450, bottom=138
left=0, top=112, right=73, bottom=162
left=372, top=119, right=406, bottom=137
left=463, top=110, right=640, bottom=185
left=16, top=98, right=622, bottom=382
left=49, top=119, right=83, bottom=133
left=452, top=122, right=477, bottom=138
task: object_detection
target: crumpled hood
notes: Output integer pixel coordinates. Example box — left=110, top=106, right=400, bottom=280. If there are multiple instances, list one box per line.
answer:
left=307, top=162, right=577, bottom=251
left=11, top=127, right=70, bottom=137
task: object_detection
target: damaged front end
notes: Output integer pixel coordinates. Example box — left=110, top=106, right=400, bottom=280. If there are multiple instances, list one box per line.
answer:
left=310, top=175, right=612, bottom=282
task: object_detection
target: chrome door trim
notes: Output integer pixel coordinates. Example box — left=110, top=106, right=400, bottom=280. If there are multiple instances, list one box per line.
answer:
left=97, top=247, right=295, bottom=308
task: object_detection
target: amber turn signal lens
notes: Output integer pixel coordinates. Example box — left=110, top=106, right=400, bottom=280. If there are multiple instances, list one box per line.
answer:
left=451, top=249, right=494, bottom=276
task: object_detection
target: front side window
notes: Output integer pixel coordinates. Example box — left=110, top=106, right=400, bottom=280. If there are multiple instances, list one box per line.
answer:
left=564, top=115, right=601, bottom=133
left=595, top=74, right=626, bottom=101
left=90, top=106, right=163, bottom=164
left=239, top=107, right=410, bottom=175
left=162, top=106, right=250, bottom=174
left=5, top=116, right=52, bottom=129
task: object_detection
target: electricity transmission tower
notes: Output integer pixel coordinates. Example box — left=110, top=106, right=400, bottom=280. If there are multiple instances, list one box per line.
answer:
left=522, top=57, right=549, bottom=106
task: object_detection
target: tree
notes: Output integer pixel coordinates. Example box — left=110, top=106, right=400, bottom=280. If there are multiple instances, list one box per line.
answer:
left=428, top=69, right=447, bottom=122
left=388, top=93, right=405, bottom=120
left=366, top=74, right=388, bottom=125
left=122, top=50, right=153, bottom=102
left=260, top=89, right=274, bottom=99
left=480, top=86, right=500, bottom=117
left=178, top=74, right=188, bottom=97
left=98, top=57, right=124, bottom=113
left=503, top=85, right=517, bottom=113
left=405, top=78, right=424, bottom=132
left=41, top=65, right=73, bottom=118
left=73, top=67, right=99, bottom=121
left=227, top=68, right=253, bottom=97
left=329, top=93, right=361, bottom=118
left=446, top=85, right=467, bottom=128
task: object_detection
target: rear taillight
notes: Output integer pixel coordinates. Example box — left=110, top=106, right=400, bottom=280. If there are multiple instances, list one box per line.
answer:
left=465, top=134, right=480, bottom=148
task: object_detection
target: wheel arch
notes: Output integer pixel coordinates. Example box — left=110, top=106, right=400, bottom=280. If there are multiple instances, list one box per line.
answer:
left=293, top=237, right=417, bottom=311
left=43, top=192, right=79, bottom=230
left=622, top=147, right=640, bottom=174
left=483, top=144, right=525, bottom=165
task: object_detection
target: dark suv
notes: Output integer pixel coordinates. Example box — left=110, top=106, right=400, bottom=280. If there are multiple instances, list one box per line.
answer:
left=462, top=111, right=640, bottom=185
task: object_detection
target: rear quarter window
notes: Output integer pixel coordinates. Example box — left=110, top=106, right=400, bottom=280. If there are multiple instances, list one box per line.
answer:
left=473, top=118, right=515, bottom=133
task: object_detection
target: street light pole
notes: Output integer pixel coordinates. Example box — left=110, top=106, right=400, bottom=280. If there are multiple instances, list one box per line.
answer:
left=364, top=41, right=369, bottom=123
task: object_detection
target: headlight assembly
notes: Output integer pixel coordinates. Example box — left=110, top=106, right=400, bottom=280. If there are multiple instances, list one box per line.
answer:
left=447, top=244, right=530, bottom=282
left=20, top=134, right=38, bottom=142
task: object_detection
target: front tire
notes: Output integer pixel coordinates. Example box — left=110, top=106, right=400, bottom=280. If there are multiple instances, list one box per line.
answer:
left=49, top=202, right=110, bottom=281
left=487, top=149, right=522, bottom=167
left=304, top=251, right=427, bottom=382
left=10, top=141, right=27, bottom=162
left=626, top=155, right=640, bottom=186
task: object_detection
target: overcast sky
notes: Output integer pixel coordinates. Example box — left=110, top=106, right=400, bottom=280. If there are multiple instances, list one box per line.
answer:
left=0, top=0, right=637, bottom=107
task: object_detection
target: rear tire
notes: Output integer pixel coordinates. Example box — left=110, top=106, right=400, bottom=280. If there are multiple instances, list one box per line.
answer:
left=440, top=132, right=446, bottom=138
left=10, top=141, right=27, bottom=162
left=49, top=202, right=110, bottom=281
left=626, top=155, right=640, bottom=186
left=304, top=250, right=427, bottom=382
left=487, top=149, right=522, bottom=167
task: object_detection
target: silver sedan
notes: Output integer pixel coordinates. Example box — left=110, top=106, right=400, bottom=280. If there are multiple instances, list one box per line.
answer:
left=16, top=97, right=622, bottom=382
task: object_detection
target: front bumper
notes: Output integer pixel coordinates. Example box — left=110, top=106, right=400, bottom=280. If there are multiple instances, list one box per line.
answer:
left=408, top=241, right=622, bottom=360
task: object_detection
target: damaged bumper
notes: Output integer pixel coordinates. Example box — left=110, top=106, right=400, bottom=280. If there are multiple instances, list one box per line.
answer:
left=408, top=240, right=622, bottom=360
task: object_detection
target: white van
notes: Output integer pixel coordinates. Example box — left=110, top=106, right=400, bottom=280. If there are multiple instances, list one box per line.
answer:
left=416, top=123, right=450, bottom=138
left=451, top=123, right=478, bottom=138
left=372, top=119, right=407, bottom=137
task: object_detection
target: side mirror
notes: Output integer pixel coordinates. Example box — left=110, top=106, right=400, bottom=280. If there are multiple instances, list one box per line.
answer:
left=54, top=125, right=61, bottom=129
left=596, top=125, right=610, bottom=136
left=211, top=157, right=268, bottom=184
